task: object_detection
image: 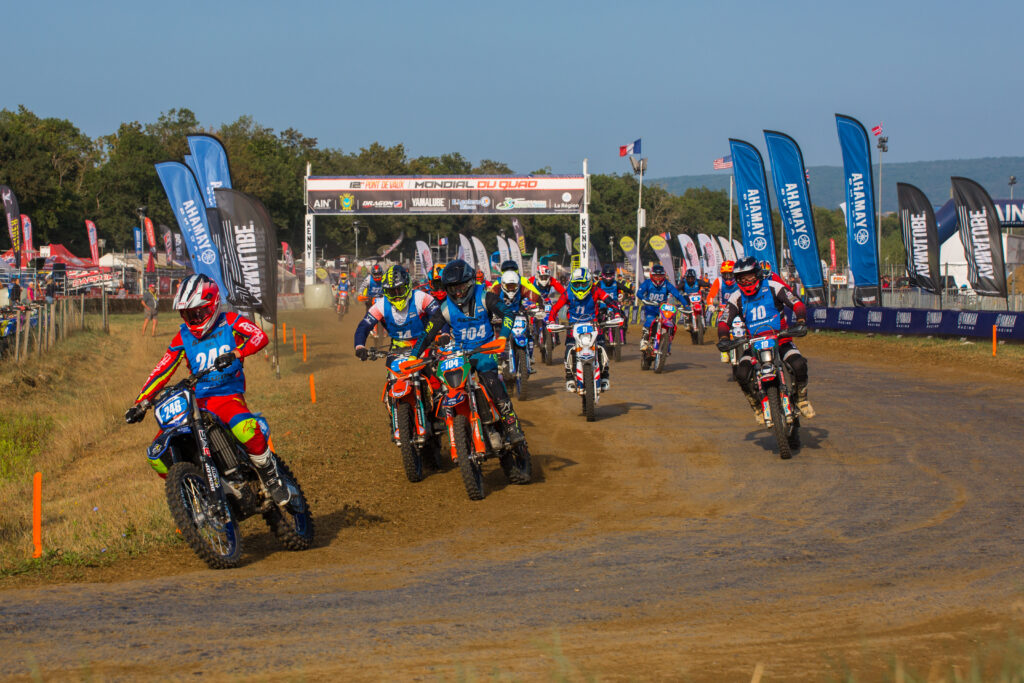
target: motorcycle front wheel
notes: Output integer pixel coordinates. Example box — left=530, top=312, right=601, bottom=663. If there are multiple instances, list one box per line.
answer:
left=583, top=361, right=597, bottom=422
left=396, top=401, right=425, bottom=482
left=166, top=462, right=242, bottom=569
left=766, top=385, right=793, bottom=460
left=454, top=414, right=484, bottom=500
left=544, top=331, right=554, bottom=366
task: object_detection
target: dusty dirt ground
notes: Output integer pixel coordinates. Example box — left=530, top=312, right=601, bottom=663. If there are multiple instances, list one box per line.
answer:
left=1, top=309, right=1022, bottom=681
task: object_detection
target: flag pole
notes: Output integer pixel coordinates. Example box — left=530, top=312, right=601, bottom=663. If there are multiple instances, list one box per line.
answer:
left=728, top=174, right=734, bottom=244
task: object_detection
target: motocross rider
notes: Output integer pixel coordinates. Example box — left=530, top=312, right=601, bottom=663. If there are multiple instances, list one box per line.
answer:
left=358, top=264, right=386, bottom=339
left=125, top=274, right=291, bottom=505
left=546, top=267, right=622, bottom=392
left=408, top=259, right=526, bottom=444
left=635, top=264, right=687, bottom=350
left=716, top=257, right=815, bottom=426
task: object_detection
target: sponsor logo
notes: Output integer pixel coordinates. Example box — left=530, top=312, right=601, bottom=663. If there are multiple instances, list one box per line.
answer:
left=450, top=196, right=492, bottom=211
left=339, top=193, right=355, bottom=211
left=552, top=202, right=581, bottom=211
left=650, top=235, right=667, bottom=250
left=200, top=249, right=217, bottom=265
left=896, top=311, right=912, bottom=328
left=410, top=197, right=446, bottom=210
left=957, top=312, right=979, bottom=329
left=496, top=197, right=547, bottom=211
left=813, top=308, right=827, bottom=322
left=413, top=180, right=472, bottom=189
left=838, top=310, right=854, bottom=324
left=562, top=192, right=572, bottom=201
left=996, top=313, right=1017, bottom=331
left=795, top=234, right=811, bottom=250
left=867, top=311, right=883, bottom=326
left=361, top=200, right=404, bottom=209
left=926, top=312, right=943, bottom=328
left=752, top=236, right=767, bottom=251
left=854, top=228, right=870, bottom=245
left=312, top=198, right=335, bottom=210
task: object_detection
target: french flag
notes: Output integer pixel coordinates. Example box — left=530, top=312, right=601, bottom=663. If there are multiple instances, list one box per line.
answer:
left=619, top=138, right=641, bottom=157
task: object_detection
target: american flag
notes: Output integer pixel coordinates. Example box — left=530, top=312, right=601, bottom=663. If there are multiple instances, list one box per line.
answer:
left=871, top=123, right=883, bottom=136
left=713, top=155, right=733, bottom=170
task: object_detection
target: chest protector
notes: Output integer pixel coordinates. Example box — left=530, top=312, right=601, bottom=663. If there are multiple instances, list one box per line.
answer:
left=719, top=279, right=739, bottom=304
left=681, top=281, right=701, bottom=295
left=179, top=315, right=244, bottom=398
left=383, top=292, right=427, bottom=340
left=597, top=281, right=619, bottom=301
left=366, top=279, right=384, bottom=298
left=567, top=292, right=597, bottom=323
left=444, top=287, right=494, bottom=351
left=740, top=280, right=782, bottom=336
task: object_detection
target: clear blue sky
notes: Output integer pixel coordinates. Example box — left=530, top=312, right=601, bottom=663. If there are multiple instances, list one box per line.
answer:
left=7, top=0, right=1021, bottom=177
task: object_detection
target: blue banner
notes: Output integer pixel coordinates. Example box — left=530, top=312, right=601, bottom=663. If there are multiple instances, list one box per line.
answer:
left=186, top=135, right=233, bottom=208
left=184, top=155, right=201, bottom=189
left=728, top=139, right=778, bottom=270
left=133, top=226, right=143, bottom=260
left=835, top=114, right=881, bottom=306
left=763, top=131, right=826, bottom=306
left=154, top=161, right=227, bottom=292
left=809, top=306, right=1024, bottom=341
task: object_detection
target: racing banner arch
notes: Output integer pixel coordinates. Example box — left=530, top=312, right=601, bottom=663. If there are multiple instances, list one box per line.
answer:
left=303, top=173, right=586, bottom=285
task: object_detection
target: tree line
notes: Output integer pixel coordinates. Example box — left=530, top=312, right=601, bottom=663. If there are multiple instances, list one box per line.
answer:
left=0, top=106, right=906, bottom=269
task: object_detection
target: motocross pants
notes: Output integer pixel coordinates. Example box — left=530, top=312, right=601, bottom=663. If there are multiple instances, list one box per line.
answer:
left=197, top=394, right=267, bottom=456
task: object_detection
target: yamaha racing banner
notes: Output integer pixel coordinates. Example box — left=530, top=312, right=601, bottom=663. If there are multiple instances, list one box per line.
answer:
left=458, top=234, right=475, bottom=269
left=187, top=135, right=233, bottom=208
left=728, top=139, right=779, bottom=270
left=897, top=183, right=941, bottom=295
left=764, top=130, right=826, bottom=305
left=155, top=162, right=228, bottom=293
left=808, top=306, right=1024, bottom=341
left=133, top=226, right=143, bottom=260
left=86, top=220, right=99, bottom=264
left=648, top=234, right=674, bottom=279
left=20, top=214, right=32, bottom=267
left=677, top=234, right=701, bottom=277
left=471, top=236, right=490, bottom=277
left=512, top=217, right=527, bottom=254
left=306, top=176, right=585, bottom=215
left=835, top=114, right=881, bottom=306
left=1, top=186, right=21, bottom=269
left=213, top=188, right=278, bottom=322
left=951, top=177, right=1008, bottom=297
left=161, top=224, right=174, bottom=264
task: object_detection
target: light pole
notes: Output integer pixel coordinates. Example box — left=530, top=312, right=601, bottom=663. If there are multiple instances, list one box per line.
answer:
left=1010, top=175, right=1017, bottom=201
left=352, top=220, right=360, bottom=262
left=628, top=155, right=648, bottom=292
left=876, top=135, right=888, bottom=242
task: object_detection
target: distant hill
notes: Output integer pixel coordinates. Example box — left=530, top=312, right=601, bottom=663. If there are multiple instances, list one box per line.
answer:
left=651, top=156, right=1024, bottom=212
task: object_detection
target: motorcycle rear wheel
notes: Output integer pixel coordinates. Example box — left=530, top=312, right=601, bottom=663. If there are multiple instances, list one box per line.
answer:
left=544, top=331, right=554, bottom=366
left=455, top=414, right=484, bottom=500
left=262, top=456, right=315, bottom=550
left=766, top=385, right=793, bottom=460
left=500, top=441, right=532, bottom=485
left=166, top=462, right=242, bottom=569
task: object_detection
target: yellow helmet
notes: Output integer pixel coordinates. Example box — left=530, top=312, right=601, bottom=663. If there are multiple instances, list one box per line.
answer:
left=383, top=265, right=412, bottom=310
left=569, top=268, right=592, bottom=300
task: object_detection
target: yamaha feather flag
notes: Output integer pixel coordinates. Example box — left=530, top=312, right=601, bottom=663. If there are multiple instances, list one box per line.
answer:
left=213, top=188, right=279, bottom=322
left=133, top=227, right=143, bottom=260
left=897, top=183, right=941, bottom=294
left=161, top=224, right=174, bottom=264
left=187, top=135, right=233, bottom=208
left=86, top=220, right=99, bottom=264
left=835, top=114, right=881, bottom=306
left=1, top=186, right=21, bottom=269
left=155, top=161, right=228, bottom=293
left=951, top=177, right=1008, bottom=297
left=728, top=139, right=778, bottom=270
left=764, top=130, right=826, bottom=305
left=20, top=214, right=32, bottom=267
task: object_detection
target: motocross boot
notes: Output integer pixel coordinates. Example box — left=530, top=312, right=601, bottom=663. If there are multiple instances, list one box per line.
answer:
left=250, top=448, right=292, bottom=506
left=744, top=391, right=765, bottom=426
left=795, top=384, right=816, bottom=418
left=498, top=400, right=526, bottom=445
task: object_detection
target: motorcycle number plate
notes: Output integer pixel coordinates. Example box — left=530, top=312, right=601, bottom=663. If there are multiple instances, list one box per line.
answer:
left=439, top=356, right=462, bottom=372
left=753, top=338, right=776, bottom=351
left=690, top=295, right=702, bottom=303
left=512, top=318, right=527, bottom=332
left=442, top=393, right=466, bottom=407
left=155, top=392, right=190, bottom=429
left=575, top=323, right=595, bottom=335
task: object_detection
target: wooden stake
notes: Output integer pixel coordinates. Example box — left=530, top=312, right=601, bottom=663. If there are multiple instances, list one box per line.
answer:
left=309, top=374, right=317, bottom=403
left=32, top=472, right=42, bottom=558
left=302, top=334, right=307, bottom=362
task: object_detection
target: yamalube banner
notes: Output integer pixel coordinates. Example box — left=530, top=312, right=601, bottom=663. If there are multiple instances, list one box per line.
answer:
left=951, top=177, right=1008, bottom=297
left=213, top=188, right=279, bottom=322
left=897, top=183, right=941, bottom=295
left=835, top=114, right=881, bottom=306
left=764, top=130, right=826, bottom=305
left=728, top=139, right=778, bottom=270
left=306, top=176, right=585, bottom=215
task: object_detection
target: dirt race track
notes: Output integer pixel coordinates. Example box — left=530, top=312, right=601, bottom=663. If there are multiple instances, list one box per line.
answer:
left=2, top=309, right=1023, bottom=681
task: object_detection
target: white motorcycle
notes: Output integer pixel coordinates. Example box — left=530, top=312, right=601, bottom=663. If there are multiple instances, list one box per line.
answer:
left=548, top=316, right=623, bottom=422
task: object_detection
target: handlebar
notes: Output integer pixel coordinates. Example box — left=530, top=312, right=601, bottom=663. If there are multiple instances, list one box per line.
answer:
left=364, top=349, right=389, bottom=360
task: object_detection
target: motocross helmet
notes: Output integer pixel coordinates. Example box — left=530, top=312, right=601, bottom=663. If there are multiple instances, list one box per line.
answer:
left=500, top=270, right=520, bottom=300
left=173, top=274, right=220, bottom=338
left=569, top=268, right=592, bottom=300
left=650, top=264, right=666, bottom=286
left=721, top=260, right=736, bottom=284
left=383, top=265, right=412, bottom=311
left=442, top=259, right=476, bottom=308
left=536, top=264, right=551, bottom=285
left=601, top=263, right=616, bottom=284
left=734, top=257, right=762, bottom=296
left=759, top=260, right=773, bottom=275
left=475, top=269, right=485, bottom=284
left=500, top=259, right=518, bottom=273
left=684, top=268, right=697, bottom=286
left=371, top=264, right=384, bottom=282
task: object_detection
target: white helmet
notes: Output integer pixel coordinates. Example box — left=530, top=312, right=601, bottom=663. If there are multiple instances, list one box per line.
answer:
left=536, top=264, right=551, bottom=284
left=500, top=270, right=520, bottom=299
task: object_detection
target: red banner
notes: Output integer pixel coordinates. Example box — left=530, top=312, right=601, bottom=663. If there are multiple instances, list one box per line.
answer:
left=144, top=217, right=156, bottom=248
left=20, top=214, right=32, bottom=268
left=86, top=219, right=99, bottom=264
left=829, top=238, right=837, bottom=270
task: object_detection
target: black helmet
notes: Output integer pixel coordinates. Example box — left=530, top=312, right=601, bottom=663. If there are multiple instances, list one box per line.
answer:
left=500, top=259, right=518, bottom=273
left=650, top=264, right=666, bottom=285
left=441, top=259, right=476, bottom=307
left=684, top=268, right=697, bottom=283
left=733, top=257, right=762, bottom=295
left=601, top=263, right=616, bottom=282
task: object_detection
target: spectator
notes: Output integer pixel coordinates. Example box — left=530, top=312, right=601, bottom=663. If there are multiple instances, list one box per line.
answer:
left=141, top=283, right=158, bottom=336
left=10, top=279, right=21, bottom=304
left=44, top=276, right=57, bottom=304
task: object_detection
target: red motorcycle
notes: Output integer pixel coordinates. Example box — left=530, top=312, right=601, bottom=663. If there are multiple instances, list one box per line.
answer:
left=639, top=300, right=677, bottom=374
left=680, top=293, right=706, bottom=345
